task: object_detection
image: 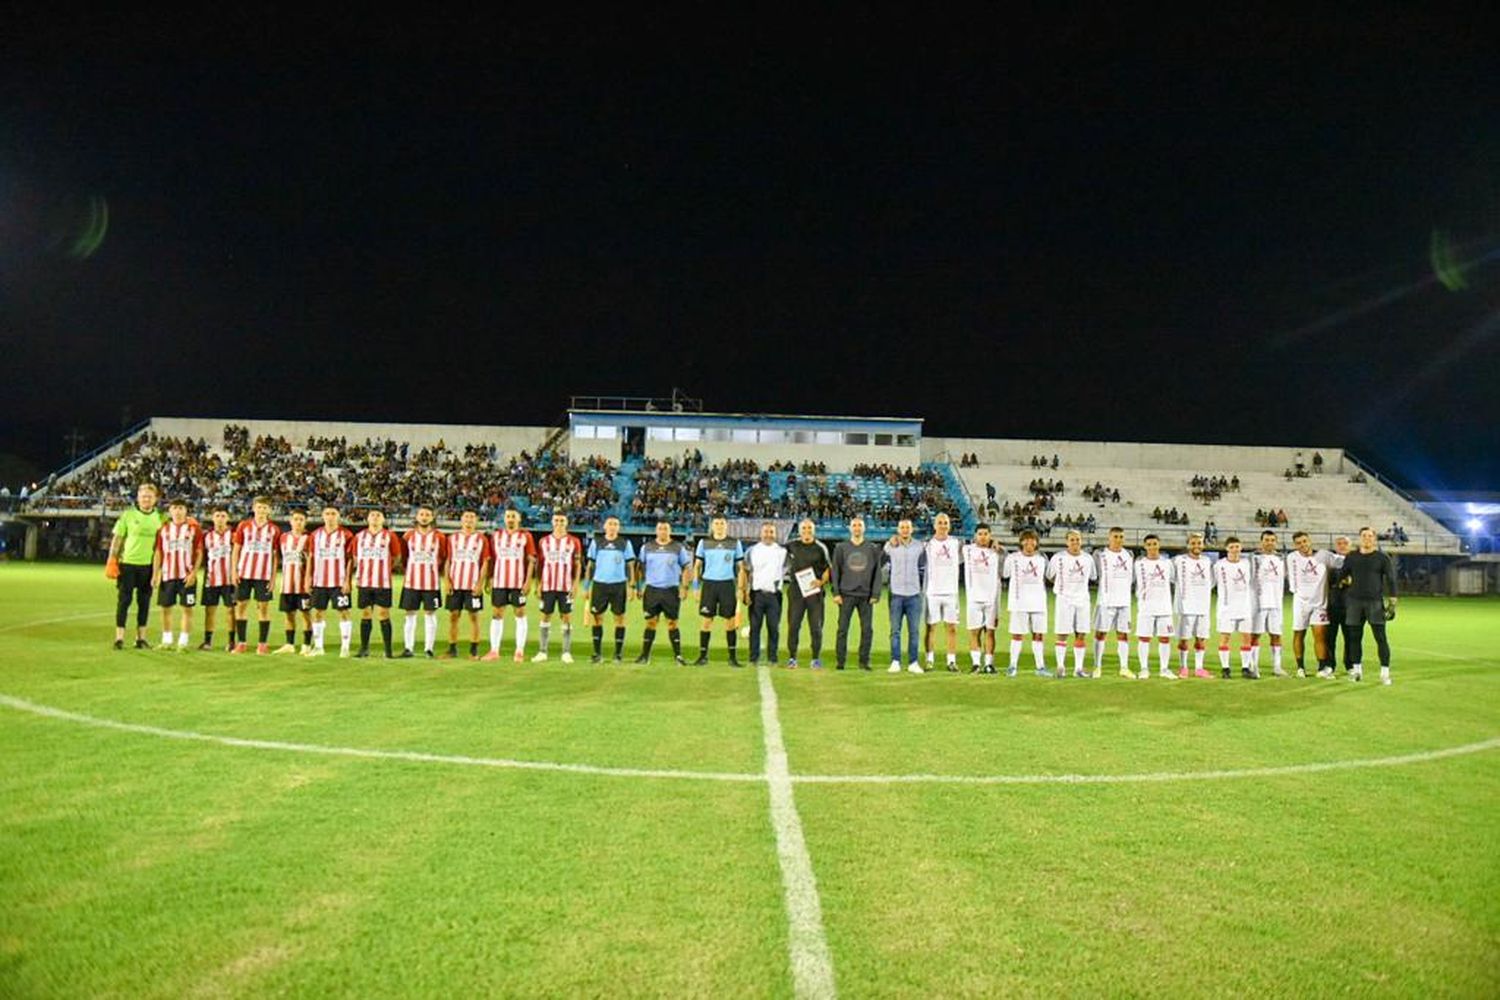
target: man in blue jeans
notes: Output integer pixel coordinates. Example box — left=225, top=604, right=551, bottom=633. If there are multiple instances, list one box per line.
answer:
left=884, top=518, right=925, bottom=674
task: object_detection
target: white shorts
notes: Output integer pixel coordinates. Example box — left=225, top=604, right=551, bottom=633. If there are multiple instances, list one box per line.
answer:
left=1009, top=610, right=1047, bottom=635
left=926, top=594, right=959, bottom=625
left=1054, top=599, right=1091, bottom=635
left=1252, top=606, right=1284, bottom=636
left=966, top=600, right=997, bottom=631
left=1177, top=613, right=1210, bottom=640
left=1136, top=613, right=1174, bottom=638
left=1216, top=610, right=1251, bottom=635
left=1291, top=597, right=1330, bottom=631
left=1095, top=604, right=1131, bottom=633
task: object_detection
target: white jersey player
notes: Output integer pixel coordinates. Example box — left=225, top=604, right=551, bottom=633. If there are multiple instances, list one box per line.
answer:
left=1172, top=533, right=1215, bottom=677
left=1214, top=537, right=1256, bottom=678
left=1093, top=527, right=1135, bottom=677
left=1133, top=535, right=1176, bottom=679
left=1287, top=530, right=1343, bottom=678
left=1250, top=530, right=1287, bottom=676
left=1003, top=529, right=1051, bottom=677
left=962, top=525, right=1002, bottom=673
left=922, top=513, right=963, bottom=670
left=1046, top=529, right=1095, bottom=678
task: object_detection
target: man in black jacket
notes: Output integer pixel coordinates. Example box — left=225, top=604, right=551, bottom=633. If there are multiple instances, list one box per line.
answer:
left=1333, top=527, right=1398, bottom=685
left=831, top=516, right=884, bottom=671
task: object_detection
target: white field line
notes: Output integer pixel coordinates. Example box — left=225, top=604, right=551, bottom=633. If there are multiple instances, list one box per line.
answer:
left=757, top=665, right=837, bottom=1000
left=0, top=611, right=113, bottom=634
left=1, top=693, right=1496, bottom=788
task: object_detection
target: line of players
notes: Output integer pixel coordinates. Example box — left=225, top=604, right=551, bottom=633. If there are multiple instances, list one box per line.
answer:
left=142, top=497, right=1384, bottom=681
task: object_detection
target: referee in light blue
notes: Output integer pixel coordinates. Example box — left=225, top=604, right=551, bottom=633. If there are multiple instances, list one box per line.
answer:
left=634, top=521, right=693, bottom=665
left=694, top=515, right=745, bottom=666
left=585, top=515, right=636, bottom=663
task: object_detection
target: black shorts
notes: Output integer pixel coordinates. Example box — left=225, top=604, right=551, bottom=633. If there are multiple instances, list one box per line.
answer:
left=445, top=589, right=484, bottom=613
left=279, top=593, right=312, bottom=614
left=1345, top=599, right=1387, bottom=627
left=202, top=584, right=236, bottom=607
left=642, top=585, right=680, bottom=621
left=235, top=578, right=273, bottom=603
left=539, top=590, right=573, bottom=615
left=358, top=587, right=393, bottom=609
left=400, top=588, right=441, bottom=612
left=699, top=579, right=738, bottom=618
left=311, top=587, right=351, bottom=611
left=157, top=579, right=197, bottom=607
left=491, top=587, right=528, bottom=608
left=590, top=582, right=627, bottom=616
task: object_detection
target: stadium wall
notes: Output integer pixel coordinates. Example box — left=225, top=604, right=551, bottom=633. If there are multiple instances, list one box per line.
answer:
left=149, top=418, right=553, bottom=457
left=923, top=437, right=1347, bottom=473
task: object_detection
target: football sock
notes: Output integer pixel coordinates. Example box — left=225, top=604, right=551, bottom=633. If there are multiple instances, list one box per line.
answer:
left=489, top=618, right=503, bottom=652
left=614, top=627, right=626, bottom=657
left=379, top=619, right=392, bottom=655
left=359, top=619, right=372, bottom=650
left=403, top=617, right=417, bottom=651
left=513, top=619, right=528, bottom=654
left=257, top=621, right=269, bottom=644
left=592, top=625, right=604, bottom=655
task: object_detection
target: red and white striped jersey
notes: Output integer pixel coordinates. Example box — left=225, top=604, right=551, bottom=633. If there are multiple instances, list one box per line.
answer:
left=355, top=528, right=402, bottom=589
left=489, top=529, right=537, bottom=590
left=279, top=531, right=312, bottom=595
left=446, top=530, right=490, bottom=591
left=233, top=519, right=281, bottom=581
left=538, top=532, right=583, bottom=592
left=156, top=520, right=201, bottom=581
left=402, top=528, right=447, bottom=591
left=310, top=526, right=355, bottom=588
left=202, top=528, right=235, bottom=587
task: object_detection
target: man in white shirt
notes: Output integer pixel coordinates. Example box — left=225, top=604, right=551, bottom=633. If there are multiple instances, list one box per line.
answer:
left=1215, top=537, right=1256, bottom=678
left=1003, top=529, right=1051, bottom=677
left=1093, top=526, right=1135, bottom=678
left=962, top=523, right=1002, bottom=673
left=740, top=521, right=788, bottom=668
left=1250, top=530, right=1287, bottom=676
left=923, top=512, right=963, bottom=672
left=1046, top=529, right=1095, bottom=678
left=1133, top=534, right=1177, bottom=679
left=1172, top=532, right=1215, bottom=678
left=1286, top=530, right=1342, bottom=678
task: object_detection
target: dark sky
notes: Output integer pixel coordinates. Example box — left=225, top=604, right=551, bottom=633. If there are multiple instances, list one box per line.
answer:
left=3, top=14, right=1497, bottom=488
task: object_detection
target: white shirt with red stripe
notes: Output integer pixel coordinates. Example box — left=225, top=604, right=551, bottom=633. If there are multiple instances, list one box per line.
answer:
left=489, top=529, right=537, bottom=590
left=233, top=519, right=281, bottom=582
left=402, top=528, right=447, bottom=591
left=280, top=531, right=312, bottom=595
left=355, top=528, right=402, bottom=589
left=447, top=530, right=490, bottom=591
left=538, top=532, right=583, bottom=592
left=310, top=526, right=355, bottom=588
left=156, top=520, right=201, bottom=582
left=203, top=527, right=235, bottom=587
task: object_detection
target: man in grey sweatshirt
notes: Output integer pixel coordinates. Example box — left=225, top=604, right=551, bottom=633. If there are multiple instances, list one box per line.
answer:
left=831, top=515, right=885, bottom=670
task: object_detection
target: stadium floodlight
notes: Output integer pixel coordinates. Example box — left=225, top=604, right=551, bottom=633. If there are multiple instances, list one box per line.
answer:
left=1467, top=518, right=1485, bottom=532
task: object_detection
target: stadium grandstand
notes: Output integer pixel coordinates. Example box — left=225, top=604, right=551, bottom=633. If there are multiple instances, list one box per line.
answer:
left=5, top=395, right=1483, bottom=588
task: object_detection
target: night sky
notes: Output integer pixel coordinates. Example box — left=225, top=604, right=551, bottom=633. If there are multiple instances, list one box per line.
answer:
left=3, top=15, right=1497, bottom=489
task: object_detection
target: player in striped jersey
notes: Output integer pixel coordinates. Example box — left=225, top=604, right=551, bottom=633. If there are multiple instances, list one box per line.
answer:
left=1214, top=537, right=1256, bottom=678
left=231, top=496, right=281, bottom=654
left=482, top=507, right=537, bottom=663
left=307, top=505, right=355, bottom=657
left=445, top=510, right=490, bottom=660
left=1046, top=530, right=1095, bottom=678
left=400, top=504, right=447, bottom=659
left=198, top=504, right=236, bottom=651
left=151, top=498, right=201, bottom=651
left=534, top=513, right=584, bottom=663
left=1171, top=532, right=1215, bottom=678
left=273, top=509, right=314, bottom=655
left=1133, top=534, right=1177, bottom=679
left=354, top=509, right=403, bottom=658
left=1250, top=530, right=1287, bottom=676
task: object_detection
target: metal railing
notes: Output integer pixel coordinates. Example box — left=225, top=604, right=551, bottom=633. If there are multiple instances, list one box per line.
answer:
left=34, top=419, right=153, bottom=494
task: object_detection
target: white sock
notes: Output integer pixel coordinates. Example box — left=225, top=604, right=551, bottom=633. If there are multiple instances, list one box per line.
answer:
left=1008, top=638, right=1022, bottom=669
left=514, top=618, right=529, bottom=654
left=1178, top=647, right=1188, bottom=670
left=970, top=649, right=981, bottom=667
left=338, top=620, right=351, bottom=647
left=1093, top=639, right=1104, bottom=667
left=1117, top=640, right=1130, bottom=670
left=1031, top=640, right=1045, bottom=668
left=177, top=632, right=189, bottom=647
left=983, top=652, right=993, bottom=666
left=403, top=616, right=417, bottom=651
left=1219, top=647, right=1230, bottom=670
left=1138, top=641, right=1151, bottom=671
left=424, top=613, right=437, bottom=652
left=1272, top=645, right=1282, bottom=670
left=1073, top=644, right=1085, bottom=672
left=946, top=652, right=956, bottom=665
left=1250, top=643, right=1261, bottom=668
left=162, top=631, right=172, bottom=646
left=490, top=618, right=504, bottom=652
left=927, top=651, right=934, bottom=665
left=1194, top=649, right=1205, bottom=671
left=1158, top=641, right=1171, bottom=672
left=313, top=621, right=326, bottom=649
left=1054, top=642, right=1067, bottom=672
left=540, top=623, right=551, bottom=654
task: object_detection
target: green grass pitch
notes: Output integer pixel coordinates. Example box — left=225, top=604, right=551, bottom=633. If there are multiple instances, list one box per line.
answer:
left=1, top=562, right=1497, bottom=997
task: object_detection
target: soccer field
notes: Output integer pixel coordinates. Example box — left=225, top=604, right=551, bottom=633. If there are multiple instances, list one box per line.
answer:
left=1, top=564, right=1497, bottom=997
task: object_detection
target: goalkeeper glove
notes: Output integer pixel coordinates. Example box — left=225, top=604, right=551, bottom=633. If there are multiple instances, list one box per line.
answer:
left=104, top=556, right=120, bottom=580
